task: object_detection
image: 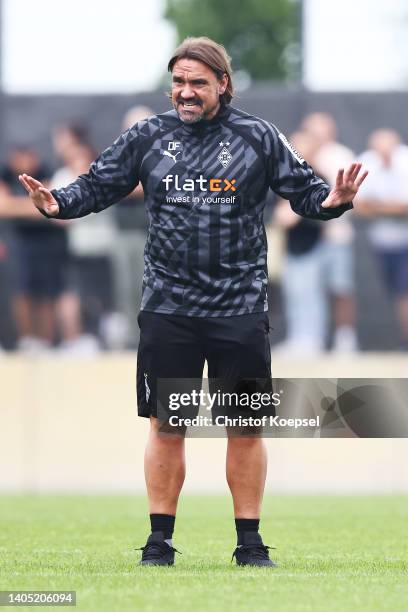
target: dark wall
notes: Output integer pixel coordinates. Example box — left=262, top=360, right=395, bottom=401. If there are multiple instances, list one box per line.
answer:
left=1, top=86, right=406, bottom=350
left=2, top=88, right=408, bottom=161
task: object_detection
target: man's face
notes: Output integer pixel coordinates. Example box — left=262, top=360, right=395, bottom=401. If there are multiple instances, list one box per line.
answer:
left=171, top=58, right=227, bottom=124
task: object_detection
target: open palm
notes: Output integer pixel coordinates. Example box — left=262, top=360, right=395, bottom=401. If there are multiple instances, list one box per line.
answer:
left=321, top=163, right=368, bottom=209
left=18, top=173, right=60, bottom=217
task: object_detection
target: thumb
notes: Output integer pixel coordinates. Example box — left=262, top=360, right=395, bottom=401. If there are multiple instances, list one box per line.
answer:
left=38, top=187, right=59, bottom=216
left=44, top=203, right=59, bottom=216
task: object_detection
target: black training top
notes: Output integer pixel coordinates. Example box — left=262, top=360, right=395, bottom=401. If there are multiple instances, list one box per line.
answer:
left=50, top=104, right=352, bottom=316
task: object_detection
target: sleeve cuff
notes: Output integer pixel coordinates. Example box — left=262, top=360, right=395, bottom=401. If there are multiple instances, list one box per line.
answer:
left=38, top=207, right=54, bottom=219
left=36, top=190, right=65, bottom=220
left=318, top=200, right=353, bottom=220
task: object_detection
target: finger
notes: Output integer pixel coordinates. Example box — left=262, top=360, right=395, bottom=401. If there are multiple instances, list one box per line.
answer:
left=23, top=174, right=44, bottom=189
left=350, top=163, right=362, bottom=182
left=344, top=163, right=357, bottom=182
left=355, top=170, right=369, bottom=188
left=35, top=199, right=58, bottom=214
left=39, top=186, right=52, bottom=200
left=46, top=203, right=59, bottom=212
left=38, top=188, right=59, bottom=215
left=18, top=175, right=33, bottom=194
left=23, top=175, right=44, bottom=193
left=44, top=203, right=59, bottom=216
left=335, top=168, right=344, bottom=188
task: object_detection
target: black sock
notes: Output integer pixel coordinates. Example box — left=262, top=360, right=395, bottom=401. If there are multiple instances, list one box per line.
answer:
left=150, top=513, right=175, bottom=540
left=235, top=518, right=260, bottom=545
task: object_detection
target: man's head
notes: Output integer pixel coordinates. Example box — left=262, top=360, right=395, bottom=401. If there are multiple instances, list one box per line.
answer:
left=122, top=105, right=154, bottom=131
left=368, top=128, right=401, bottom=166
left=289, top=131, right=320, bottom=164
left=52, top=122, right=90, bottom=162
left=168, top=37, right=234, bottom=124
left=8, top=147, right=40, bottom=175
left=301, top=112, right=337, bottom=147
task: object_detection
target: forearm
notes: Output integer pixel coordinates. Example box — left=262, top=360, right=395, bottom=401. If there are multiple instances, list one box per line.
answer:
left=266, top=124, right=354, bottom=222
left=50, top=175, right=100, bottom=220
left=51, top=156, right=140, bottom=221
left=355, top=199, right=408, bottom=217
left=51, top=173, right=132, bottom=220
left=0, top=194, right=42, bottom=218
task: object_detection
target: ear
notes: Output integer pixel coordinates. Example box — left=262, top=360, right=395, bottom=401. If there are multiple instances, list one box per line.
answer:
left=218, top=73, right=228, bottom=95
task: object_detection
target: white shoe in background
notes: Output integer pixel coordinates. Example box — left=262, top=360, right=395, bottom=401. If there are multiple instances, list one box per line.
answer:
left=17, top=336, right=51, bottom=354
left=271, top=337, right=324, bottom=357
left=99, top=312, right=129, bottom=350
left=332, top=326, right=358, bottom=353
left=58, top=334, right=100, bottom=357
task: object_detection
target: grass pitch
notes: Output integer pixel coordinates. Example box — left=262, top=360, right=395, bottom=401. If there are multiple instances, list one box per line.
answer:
left=0, top=495, right=407, bottom=611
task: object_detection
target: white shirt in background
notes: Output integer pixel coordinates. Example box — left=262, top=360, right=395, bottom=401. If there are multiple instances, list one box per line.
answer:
left=314, top=142, right=355, bottom=244
left=50, top=167, right=117, bottom=257
left=357, top=145, right=408, bottom=250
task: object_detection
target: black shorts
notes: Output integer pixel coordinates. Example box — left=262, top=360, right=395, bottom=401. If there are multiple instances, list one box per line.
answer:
left=13, top=227, right=69, bottom=299
left=376, top=248, right=408, bottom=296
left=136, top=311, right=272, bottom=419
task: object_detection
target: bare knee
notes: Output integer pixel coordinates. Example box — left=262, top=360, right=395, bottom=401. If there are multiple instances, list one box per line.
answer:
left=149, top=417, right=185, bottom=448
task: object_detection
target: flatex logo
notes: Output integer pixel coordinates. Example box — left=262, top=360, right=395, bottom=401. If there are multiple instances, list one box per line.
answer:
left=163, top=141, right=182, bottom=163
left=162, top=175, right=237, bottom=192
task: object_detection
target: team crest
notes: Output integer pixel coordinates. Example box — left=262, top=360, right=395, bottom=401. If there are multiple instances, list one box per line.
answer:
left=218, top=141, right=232, bottom=168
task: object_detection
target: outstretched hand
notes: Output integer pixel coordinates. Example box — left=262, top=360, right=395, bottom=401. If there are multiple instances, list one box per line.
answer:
left=321, top=163, right=368, bottom=209
left=18, top=173, right=60, bottom=217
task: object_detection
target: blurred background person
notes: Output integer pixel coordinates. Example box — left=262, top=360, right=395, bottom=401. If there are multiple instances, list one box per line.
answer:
left=272, top=131, right=327, bottom=354
left=111, top=105, right=154, bottom=349
left=301, top=112, right=357, bottom=352
left=0, top=231, right=13, bottom=352
left=0, top=146, right=69, bottom=352
left=50, top=132, right=117, bottom=354
left=52, top=122, right=91, bottom=162
left=356, top=129, right=408, bottom=350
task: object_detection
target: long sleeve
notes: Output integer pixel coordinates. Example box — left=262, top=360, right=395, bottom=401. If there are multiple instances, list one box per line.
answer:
left=263, top=124, right=353, bottom=221
left=50, top=125, right=143, bottom=220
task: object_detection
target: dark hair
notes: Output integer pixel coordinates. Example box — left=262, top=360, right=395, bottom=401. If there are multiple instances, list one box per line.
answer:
left=168, top=37, right=234, bottom=105
left=54, top=121, right=90, bottom=145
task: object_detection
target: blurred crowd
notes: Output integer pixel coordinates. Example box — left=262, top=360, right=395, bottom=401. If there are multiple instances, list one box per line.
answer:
left=0, top=108, right=407, bottom=355
left=271, top=114, right=408, bottom=355
left=0, top=105, right=153, bottom=355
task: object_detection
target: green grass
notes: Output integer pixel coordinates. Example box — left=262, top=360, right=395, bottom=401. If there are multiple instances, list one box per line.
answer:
left=0, top=495, right=407, bottom=611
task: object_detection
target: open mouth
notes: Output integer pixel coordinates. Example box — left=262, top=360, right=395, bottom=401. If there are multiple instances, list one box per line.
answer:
left=178, top=101, right=201, bottom=111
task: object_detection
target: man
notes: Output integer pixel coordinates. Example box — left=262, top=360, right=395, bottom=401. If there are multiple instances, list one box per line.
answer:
left=0, top=146, right=68, bottom=352
left=112, top=105, right=154, bottom=348
left=356, top=129, right=408, bottom=350
left=301, top=112, right=358, bottom=352
left=19, top=37, right=367, bottom=567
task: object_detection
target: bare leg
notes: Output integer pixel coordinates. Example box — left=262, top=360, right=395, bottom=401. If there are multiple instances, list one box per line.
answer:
left=332, top=294, right=357, bottom=351
left=13, top=294, right=33, bottom=338
left=333, top=294, right=355, bottom=327
left=144, top=417, right=185, bottom=515
left=36, top=301, right=56, bottom=344
left=57, top=291, right=82, bottom=341
left=226, top=435, right=267, bottom=518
